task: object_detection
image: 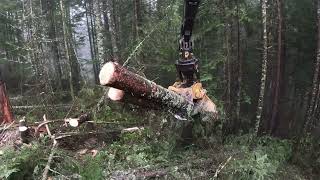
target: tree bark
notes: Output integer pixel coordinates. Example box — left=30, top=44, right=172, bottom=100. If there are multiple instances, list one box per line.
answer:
left=85, top=0, right=99, bottom=84
left=255, top=0, right=268, bottom=135
left=133, top=0, right=141, bottom=40
left=28, top=0, right=41, bottom=79
left=305, top=0, right=320, bottom=133
left=48, top=0, right=63, bottom=89
left=59, top=0, right=75, bottom=100
left=66, top=2, right=81, bottom=93
left=106, top=0, right=119, bottom=62
left=99, top=62, right=193, bottom=113
left=0, top=80, right=14, bottom=124
left=108, top=87, right=161, bottom=110
left=235, top=0, right=242, bottom=123
left=93, top=0, right=106, bottom=67
left=99, top=62, right=217, bottom=119
left=270, top=0, right=285, bottom=134
left=223, top=0, right=231, bottom=109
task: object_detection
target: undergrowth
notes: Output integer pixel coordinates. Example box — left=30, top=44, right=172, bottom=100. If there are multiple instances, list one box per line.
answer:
left=0, top=143, right=46, bottom=179
left=223, top=134, right=294, bottom=180
left=1, top=88, right=314, bottom=179
left=1, top=129, right=308, bottom=179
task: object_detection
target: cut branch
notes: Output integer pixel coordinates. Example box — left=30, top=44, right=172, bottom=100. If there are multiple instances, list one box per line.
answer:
left=41, top=140, right=58, bottom=180
left=12, top=104, right=72, bottom=109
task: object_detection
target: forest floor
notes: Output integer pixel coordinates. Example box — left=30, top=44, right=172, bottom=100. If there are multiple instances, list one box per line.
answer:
left=0, top=87, right=318, bottom=179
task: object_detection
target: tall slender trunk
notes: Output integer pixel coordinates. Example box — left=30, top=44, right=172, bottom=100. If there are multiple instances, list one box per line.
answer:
left=48, top=0, right=62, bottom=89
left=270, top=0, right=285, bottom=134
left=222, top=0, right=234, bottom=136
left=225, top=0, right=232, bottom=113
left=223, top=0, right=231, bottom=109
left=59, top=0, right=74, bottom=100
left=255, top=0, right=268, bottom=136
left=235, top=0, right=242, bottom=123
left=39, top=0, right=53, bottom=93
left=93, top=0, right=106, bottom=67
left=106, top=0, right=119, bottom=62
left=67, top=2, right=81, bottom=92
left=305, top=0, right=320, bottom=133
left=85, top=0, right=99, bottom=84
left=133, top=0, right=141, bottom=40
left=89, top=0, right=98, bottom=68
left=28, top=0, right=40, bottom=78
left=19, top=0, right=26, bottom=95
left=115, top=1, right=122, bottom=51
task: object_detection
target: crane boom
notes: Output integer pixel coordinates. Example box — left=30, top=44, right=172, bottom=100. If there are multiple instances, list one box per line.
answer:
left=180, top=0, right=200, bottom=49
left=176, top=0, right=201, bottom=87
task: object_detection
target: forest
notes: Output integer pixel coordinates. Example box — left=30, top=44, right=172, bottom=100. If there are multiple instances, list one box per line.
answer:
left=0, top=0, right=320, bottom=179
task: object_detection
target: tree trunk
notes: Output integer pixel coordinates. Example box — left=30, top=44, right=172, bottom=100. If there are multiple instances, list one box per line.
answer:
left=222, top=0, right=233, bottom=135
left=59, top=0, right=75, bottom=100
left=47, top=0, right=63, bottom=90
left=85, top=0, right=99, bottom=84
left=270, top=0, right=285, bottom=134
left=99, top=62, right=217, bottom=119
left=93, top=0, right=106, bottom=67
left=0, top=79, right=14, bottom=124
left=114, top=1, right=122, bottom=51
left=305, top=0, right=320, bottom=133
left=66, top=2, right=81, bottom=93
left=28, top=0, right=41, bottom=79
left=133, top=0, right=141, bottom=40
left=235, top=0, right=242, bottom=124
left=106, top=0, right=119, bottom=62
left=89, top=0, right=100, bottom=81
left=255, top=0, right=268, bottom=135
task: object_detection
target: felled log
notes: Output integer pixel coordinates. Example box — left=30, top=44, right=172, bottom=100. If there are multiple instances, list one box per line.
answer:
left=100, top=62, right=194, bottom=116
left=64, top=113, right=91, bottom=127
left=108, top=86, right=217, bottom=121
left=107, top=87, right=162, bottom=111
left=99, top=62, right=217, bottom=119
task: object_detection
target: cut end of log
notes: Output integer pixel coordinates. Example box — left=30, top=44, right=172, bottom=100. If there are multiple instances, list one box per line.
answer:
left=19, top=117, right=28, bottom=132
left=68, top=118, right=79, bottom=127
left=108, top=88, right=124, bottom=101
left=19, top=126, right=28, bottom=132
left=99, top=62, right=116, bottom=85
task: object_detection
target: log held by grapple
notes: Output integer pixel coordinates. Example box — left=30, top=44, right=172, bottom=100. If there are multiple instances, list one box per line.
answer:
left=99, top=62, right=217, bottom=120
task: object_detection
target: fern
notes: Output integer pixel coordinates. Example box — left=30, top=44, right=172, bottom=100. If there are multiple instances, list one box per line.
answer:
left=225, top=134, right=293, bottom=180
left=0, top=144, right=44, bottom=179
